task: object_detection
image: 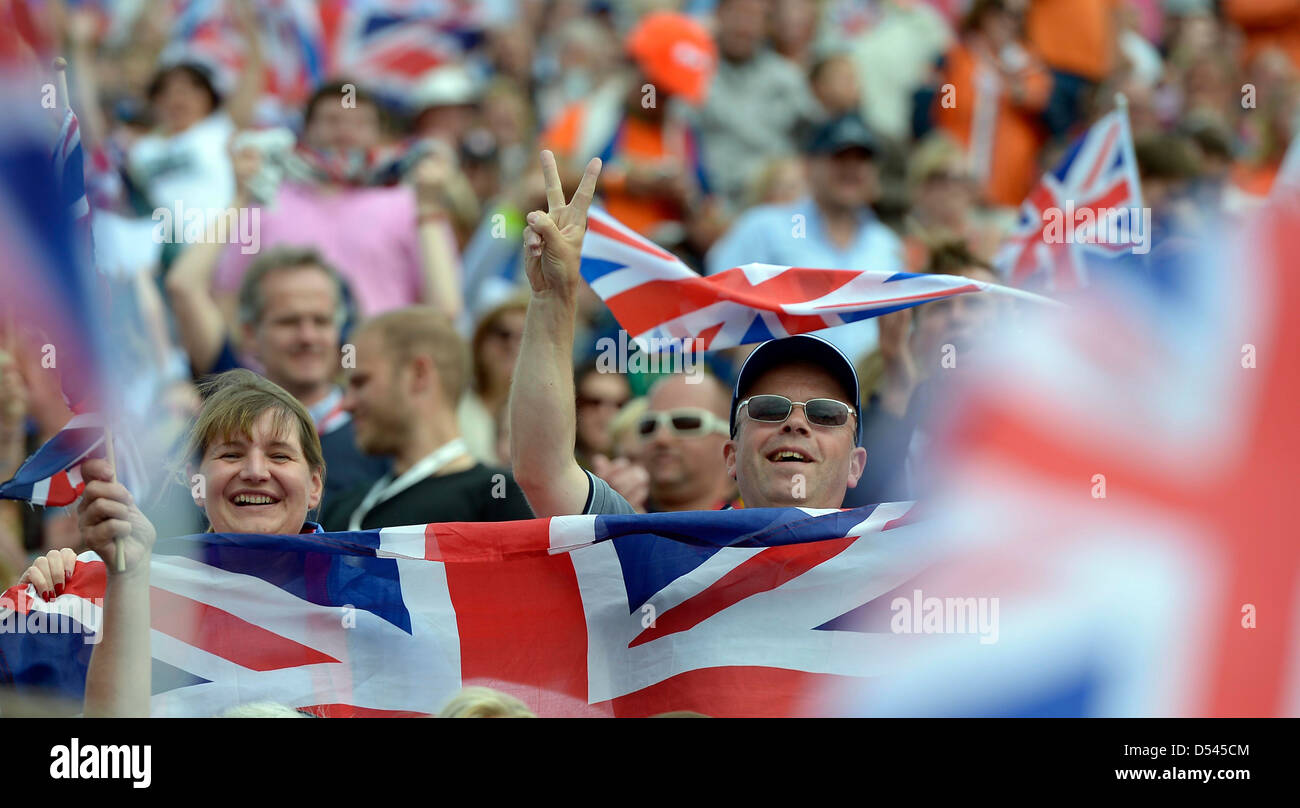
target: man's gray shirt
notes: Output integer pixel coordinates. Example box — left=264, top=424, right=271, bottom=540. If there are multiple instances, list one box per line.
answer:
left=583, top=470, right=637, bottom=515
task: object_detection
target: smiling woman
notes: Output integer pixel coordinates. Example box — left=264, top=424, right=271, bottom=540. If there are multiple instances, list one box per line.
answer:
left=17, top=369, right=329, bottom=716
left=184, top=369, right=326, bottom=535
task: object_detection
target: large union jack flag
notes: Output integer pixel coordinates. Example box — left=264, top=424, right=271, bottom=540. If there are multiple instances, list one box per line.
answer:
left=995, top=106, right=1144, bottom=292
left=581, top=208, right=1046, bottom=352
left=0, top=503, right=935, bottom=717
left=833, top=201, right=1297, bottom=718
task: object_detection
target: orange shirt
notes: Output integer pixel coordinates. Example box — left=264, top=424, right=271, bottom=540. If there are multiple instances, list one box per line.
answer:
left=933, top=42, right=1052, bottom=207
left=1224, top=0, right=1300, bottom=71
left=1231, top=159, right=1281, bottom=196
left=542, top=101, right=702, bottom=238
left=1025, top=0, right=1119, bottom=81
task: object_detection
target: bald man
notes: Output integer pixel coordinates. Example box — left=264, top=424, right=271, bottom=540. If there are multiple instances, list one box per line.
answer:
left=637, top=373, right=738, bottom=511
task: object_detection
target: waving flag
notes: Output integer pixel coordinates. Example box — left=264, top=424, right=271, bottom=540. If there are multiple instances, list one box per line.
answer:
left=0, top=85, right=152, bottom=507
left=0, top=414, right=100, bottom=506
left=0, top=413, right=149, bottom=508
left=995, top=105, right=1145, bottom=292
left=331, top=0, right=485, bottom=106
left=51, top=106, right=95, bottom=272
left=833, top=204, right=1297, bottom=717
left=0, top=503, right=940, bottom=717
left=581, top=208, right=1050, bottom=352
left=51, top=107, right=88, bottom=224
left=166, top=0, right=325, bottom=114
left=0, top=95, right=107, bottom=413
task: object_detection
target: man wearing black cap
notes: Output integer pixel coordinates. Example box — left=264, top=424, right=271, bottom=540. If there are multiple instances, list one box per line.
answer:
left=510, top=151, right=867, bottom=518
left=705, top=113, right=904, bottom=366
left=724, top=334, right=866, bottom=509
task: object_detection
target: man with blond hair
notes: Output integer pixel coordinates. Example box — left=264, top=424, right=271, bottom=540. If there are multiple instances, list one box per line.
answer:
left=323, top=306, right=532, bottom=531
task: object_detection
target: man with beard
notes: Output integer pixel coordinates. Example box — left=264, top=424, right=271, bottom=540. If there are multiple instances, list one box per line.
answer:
left=323, top=306, right=533, bottom=531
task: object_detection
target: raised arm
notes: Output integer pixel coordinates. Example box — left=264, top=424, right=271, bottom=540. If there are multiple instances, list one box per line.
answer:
left=164, top=237, right=230, bottom=376
left=223, top=0, right=265, bottom=130
left=411, top=146, right=467, bottom=321
left=164, top=147, right=259, bottom=375
left=76, top=458, right=158, bottom=718
left=508, top=151, right=602, bottom=517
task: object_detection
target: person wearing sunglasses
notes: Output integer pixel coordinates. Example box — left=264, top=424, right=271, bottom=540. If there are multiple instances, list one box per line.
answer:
left=721, top=334, right=867, bottom=509
left=509, top=150, right=868, bottom=517
left=632, top=374, right=738, bottom=511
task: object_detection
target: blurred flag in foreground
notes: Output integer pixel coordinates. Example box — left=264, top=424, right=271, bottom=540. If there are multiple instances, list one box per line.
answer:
left=580, top=208, right=1050, bottom=352
left=0, top=89, right=107, bottom=415
left=825, top=202, right=1296, bottom=717
left=0, top=504, right=938, bottom=717
left=995, top=104, right=1145, bottom=292
left=0, top=413, right=149, bottom=508
left=0, top=78, right=148, bottom=505
left=0, top=414, right=100, bottom=506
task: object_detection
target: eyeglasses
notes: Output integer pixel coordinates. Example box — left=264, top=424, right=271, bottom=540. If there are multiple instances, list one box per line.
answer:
left=737, top=395, right=855, bottom=428
left=637, top=408, right=730, bottom=439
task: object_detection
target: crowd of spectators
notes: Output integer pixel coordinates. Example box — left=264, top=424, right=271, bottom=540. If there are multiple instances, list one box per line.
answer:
left=1, top=0, right=1297, bottom=585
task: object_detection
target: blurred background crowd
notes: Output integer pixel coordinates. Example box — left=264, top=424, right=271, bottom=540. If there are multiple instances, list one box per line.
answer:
left=0, top=0, right=1297, bottom=584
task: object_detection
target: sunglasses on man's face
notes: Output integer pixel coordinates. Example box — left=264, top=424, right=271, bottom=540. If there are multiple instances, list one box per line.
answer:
left=737, top=395, right=855, bottom=428
left=637, top=408, right=730, bottom=439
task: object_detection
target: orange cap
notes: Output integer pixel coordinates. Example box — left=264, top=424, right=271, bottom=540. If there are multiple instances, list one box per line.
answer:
left=625, top=12, right=717, bottom=105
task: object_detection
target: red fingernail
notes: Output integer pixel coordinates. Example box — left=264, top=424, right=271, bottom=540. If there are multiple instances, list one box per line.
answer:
left=42, top=590, right=51, bottom=602
left=54, top=583, right=64, bottom=597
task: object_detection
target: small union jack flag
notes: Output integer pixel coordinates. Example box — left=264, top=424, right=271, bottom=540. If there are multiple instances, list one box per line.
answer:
left=166, top=0, right=325, bottom=113
left=995, top=106, right=1145, bottom=292
left=330, top=0, right=484, bottom=106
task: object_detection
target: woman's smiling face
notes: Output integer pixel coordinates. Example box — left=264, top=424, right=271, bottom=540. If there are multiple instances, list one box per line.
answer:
left=195, top=409, right=322, bottom=535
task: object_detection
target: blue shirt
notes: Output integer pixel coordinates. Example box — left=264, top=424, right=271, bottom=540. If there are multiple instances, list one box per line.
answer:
left=705, top=197, right=905, bottom=363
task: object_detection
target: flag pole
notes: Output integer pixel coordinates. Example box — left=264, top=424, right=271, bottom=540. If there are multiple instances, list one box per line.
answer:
left=55, top=57, right=123, bottom=572
left=103, top=425, right=125, bottom=572
left=53, top=57, right=69, bottom=112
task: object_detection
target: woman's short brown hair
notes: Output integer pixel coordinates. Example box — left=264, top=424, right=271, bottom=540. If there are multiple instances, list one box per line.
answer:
left=184, top=370, right=325, bottom=480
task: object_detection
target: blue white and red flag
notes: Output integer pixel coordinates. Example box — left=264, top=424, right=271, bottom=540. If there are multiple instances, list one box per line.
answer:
left=330, top=0, right=483, bottom=106
left=0, top=414, right=100, bottom=507
left=0, top=503, right=935, bottom=717
left=580, top=208, right=1047, bottom=351
left=0, top=82, right=149, bottom=507
left=994, top=106, right=1145, bottom=292
left=827, top=200, right=1297, bottom=718
left=167, top=0, right=325, bottom=112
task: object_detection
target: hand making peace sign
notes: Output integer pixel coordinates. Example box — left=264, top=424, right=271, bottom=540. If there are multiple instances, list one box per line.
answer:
left=521, top=151, right=602, bottom=299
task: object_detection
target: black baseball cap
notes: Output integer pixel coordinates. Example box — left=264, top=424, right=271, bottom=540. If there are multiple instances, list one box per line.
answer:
left=804, top=113, right=879, bottom=157
left=729, top=335, right=863, bottom=446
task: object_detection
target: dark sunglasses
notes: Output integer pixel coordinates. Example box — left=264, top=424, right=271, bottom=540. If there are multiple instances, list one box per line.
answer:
left=737, top=395, right=855, bottom=428
left=637, top=408, right=730, bottom=439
